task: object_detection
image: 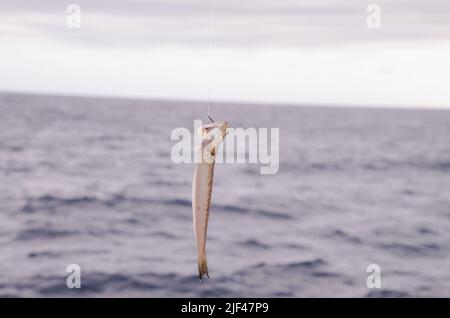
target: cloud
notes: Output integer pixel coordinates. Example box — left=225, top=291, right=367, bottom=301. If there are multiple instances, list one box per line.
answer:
left=1, top=0, right=450, bottom=48
left=1, top=0, right=450, bottom=107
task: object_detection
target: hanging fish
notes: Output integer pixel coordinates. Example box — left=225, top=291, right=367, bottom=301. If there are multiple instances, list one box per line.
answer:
left=192, top=119, right=229, bottom=280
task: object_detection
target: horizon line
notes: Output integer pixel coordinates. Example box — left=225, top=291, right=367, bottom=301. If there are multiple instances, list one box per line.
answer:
left=1, top=89, right=449, bottom=112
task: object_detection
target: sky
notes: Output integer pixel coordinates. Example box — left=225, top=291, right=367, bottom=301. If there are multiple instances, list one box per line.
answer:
left=1, top=0, right=450, bottom=108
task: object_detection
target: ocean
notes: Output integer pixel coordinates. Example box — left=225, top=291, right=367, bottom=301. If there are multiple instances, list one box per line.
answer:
left=0, top=92, right=449, bottom=297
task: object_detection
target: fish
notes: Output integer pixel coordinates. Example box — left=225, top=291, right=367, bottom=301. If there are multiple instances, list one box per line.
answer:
left=192, top=120, right=229, bottom=280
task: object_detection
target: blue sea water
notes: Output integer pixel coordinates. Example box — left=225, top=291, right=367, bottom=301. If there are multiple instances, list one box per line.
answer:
left=0, top=92, right=450, bottom=297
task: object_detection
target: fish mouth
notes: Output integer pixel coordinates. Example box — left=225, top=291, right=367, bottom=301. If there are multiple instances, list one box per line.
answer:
left=197, top=121, right=229, bottom=141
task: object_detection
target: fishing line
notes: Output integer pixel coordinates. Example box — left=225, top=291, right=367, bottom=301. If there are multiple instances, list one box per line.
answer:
left=207, top=0, right=216, bottom=119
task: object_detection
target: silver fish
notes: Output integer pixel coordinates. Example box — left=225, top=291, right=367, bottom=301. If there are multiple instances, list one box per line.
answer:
left=192, top=121, right=229, bottom=280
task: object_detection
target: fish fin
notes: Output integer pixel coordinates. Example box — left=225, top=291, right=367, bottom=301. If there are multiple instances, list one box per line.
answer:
left=198, top=255, right=209, bottom=281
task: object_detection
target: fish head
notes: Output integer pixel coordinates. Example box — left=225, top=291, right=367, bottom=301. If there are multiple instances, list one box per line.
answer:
left=199, top=121, right=229, bottom=140
left=198, top=121, right=229, bottom=159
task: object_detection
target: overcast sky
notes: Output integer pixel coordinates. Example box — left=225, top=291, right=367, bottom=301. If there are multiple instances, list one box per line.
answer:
left=1, top=0, right=450, bottom=107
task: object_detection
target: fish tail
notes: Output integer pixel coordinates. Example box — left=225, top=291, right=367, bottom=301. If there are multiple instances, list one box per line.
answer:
left=198, top=254, right=209, bottom=281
